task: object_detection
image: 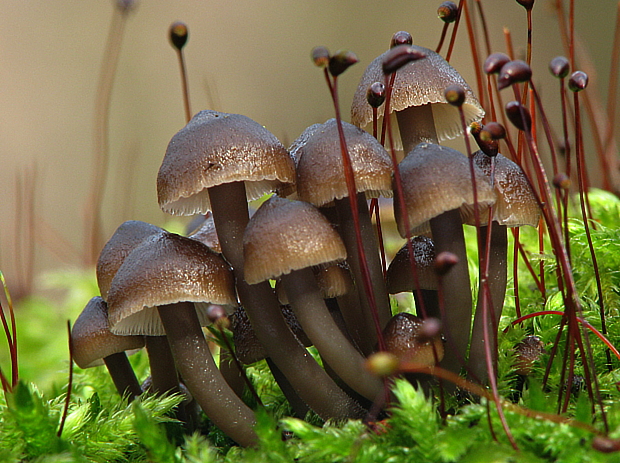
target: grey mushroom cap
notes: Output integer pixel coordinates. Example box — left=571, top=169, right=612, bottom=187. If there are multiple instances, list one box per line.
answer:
left=96, top=221, right=165, bottom=301
left=471, top=150, right=541, bottom=227
left=351, top=44, right=484, bottom=147
left=157, top=110, right=296, bottom=216
left=107, top=232, right=237, bottom=335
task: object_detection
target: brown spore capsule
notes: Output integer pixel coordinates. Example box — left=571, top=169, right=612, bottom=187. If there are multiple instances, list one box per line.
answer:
left=367, top=82, right=386, bottom=108
left=438, top=1, right=458, bottom=23
left=549, top=56, right=570, bottom=79
left=484, top=52, right=511, bottom=75
left=568, top=71, right=589, bottom=92
left=505, top=100, right=532, bottom=132
left=390, top=30, right=413, bottom=48
left=169, top=21, right=188, bottom=51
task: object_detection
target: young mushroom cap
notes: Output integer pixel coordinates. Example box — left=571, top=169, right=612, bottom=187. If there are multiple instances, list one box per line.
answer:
left=470, top=150, right=541, bottom=227
left=107, top=232, right=236, bottom=335
left=289, top=118, right=393, bottom=206
left=96, top=220, right=165, bottom=300
left=394, top=143, right=496, bottom=237
left=157, top=110, right=296, bottom=216
left=244, top=196, right=347, bottom=284
left=383, top=312, right=444, bottom=366
left=386, top=236, right=438, bottom=293
left=72, top=296, right=145, bottom=369
left=351, top=44, right=484, bottom=149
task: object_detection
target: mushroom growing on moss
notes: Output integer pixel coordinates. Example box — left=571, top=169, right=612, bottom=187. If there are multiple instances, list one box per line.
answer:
left=106, top=231, right=257, bottom=447
left=394, top=142, right=495, bottom=375
left=72, top=296, right=144, bottom=401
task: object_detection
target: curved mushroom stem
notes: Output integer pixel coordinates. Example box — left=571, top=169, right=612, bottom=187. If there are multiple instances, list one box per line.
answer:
left=334, top=193, right=392, bottom=353
left=208, top=181, right=366, bottom=420
left=430, top=209, right=472, bottom=376
left=395, top=103, right=439, bottom=154
left=219, top=349, right=246, bottom=399
left=281, top=267, right=384, bottom=402
left=103, top=352, right=142, bottom=402
left=145, top=336, right=180, bottom=394
left=157, top=301, right=258, bottom=447
left=468, top=223, right=508, bottom=384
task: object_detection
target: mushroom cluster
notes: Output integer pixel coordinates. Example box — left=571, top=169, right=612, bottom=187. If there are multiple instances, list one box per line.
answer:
left=72, top=29, right=541, bottom=446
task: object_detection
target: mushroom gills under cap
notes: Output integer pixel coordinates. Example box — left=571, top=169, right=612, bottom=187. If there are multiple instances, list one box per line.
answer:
left=106, top=232, right=237, bottom=335
left=351, top=44, right=484, bottom=150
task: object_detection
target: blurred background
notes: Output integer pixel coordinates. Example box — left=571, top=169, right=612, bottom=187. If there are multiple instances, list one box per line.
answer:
left=0, top=0, right=616, bottom=301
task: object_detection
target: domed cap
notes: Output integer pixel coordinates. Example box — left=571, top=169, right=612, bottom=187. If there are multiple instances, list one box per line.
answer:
left=157, top=110, right=296, bottom=215
left=97, top=221, right=165, bottom=301
left=394, top=143, right=496, bottom=237
left=351, top=44, right=484, bottom=146
left=471, top=151, right=540, bottom=227
left=107, top=232, right=237, bottom=335
left=289, top=119, right=393, bottom=206
left=383, top=312, right=444, bottom=366
left=243, top=195, right=347, bottom=284
left=72, top=296, right=145, bottom=369
left=386, top=236, right=438, bottom=293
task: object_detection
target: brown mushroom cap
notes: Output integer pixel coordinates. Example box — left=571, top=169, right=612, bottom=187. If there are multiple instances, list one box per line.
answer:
left=72, top=296, right=145, bottom=369
left=351, top=44, right=484, bottom=147
left=383, top=312, right=444, bottom=366
left=157, top=110, right=296, bottom=216
left=394, top=143, right=496, bottom=237
left=289, top=119, right=393, bottom=206
left=107, top=232, right=237, bottom=335
left=386, top=236, right=438, bottom=293
left=243, top=195, right=347, bottom=284
left=96, top=221, right=165, bottom=300
left=471, top=150, right=540, bottom=227
left=187, top=212, right=221, bottom=253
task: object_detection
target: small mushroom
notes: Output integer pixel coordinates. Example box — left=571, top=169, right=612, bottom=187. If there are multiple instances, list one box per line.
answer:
left=72, top=296, right=144, bottom=401
left=107, top=231, right=256, bottom=447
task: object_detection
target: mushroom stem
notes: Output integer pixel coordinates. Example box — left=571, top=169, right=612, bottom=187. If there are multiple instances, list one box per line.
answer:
left=334, top=193, right=392, bottom=353
left=430, top=209, right=472, bottom=375
left=157, top=301, right=258, bottom=447
left=280, top=267, right=384, bottom=401
left=144, top=336, right=180, bottom=394
left=468, top=223, right=508, bottom=383
left=395, top=103, right=439, bottom=154
left=208, top=181, right=366, bottom=420
left=102, top=351, right=142, bottom=401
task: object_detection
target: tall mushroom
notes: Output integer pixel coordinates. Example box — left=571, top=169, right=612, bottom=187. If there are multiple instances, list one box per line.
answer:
left=289, top=118, right=393, bottom=355
left=352, top=39, right=484, bottom=155
left=466, top=150, right=540, bottom=383
left=244, top=195, right=383, bottom=401
left=394, top=142, right=495, bottom=375
left=106, top=231, right=257, bottom=447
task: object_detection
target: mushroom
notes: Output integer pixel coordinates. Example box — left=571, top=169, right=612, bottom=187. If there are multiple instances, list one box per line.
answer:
left=72, top=296, right=144, bottom=401
left=386, top=235, right=439, bottom=319
left=289, top=118, right=393, bottom=354
left=466, top=150, right=540, bottom=383
left=157, top=110, right=365, bottom=420
left=351, top=40, right=484, bottom=155
left=394, top=142, right=495, bottom=375
left=244, top=195, right=383, bottom=401
left=96, top=220, right=179, bottom=396
left=106, top=231, right=257, bottom=447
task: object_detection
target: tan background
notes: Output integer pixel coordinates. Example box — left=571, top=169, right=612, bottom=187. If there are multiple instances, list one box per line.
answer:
left=0, top=0, right=615, bottom=299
